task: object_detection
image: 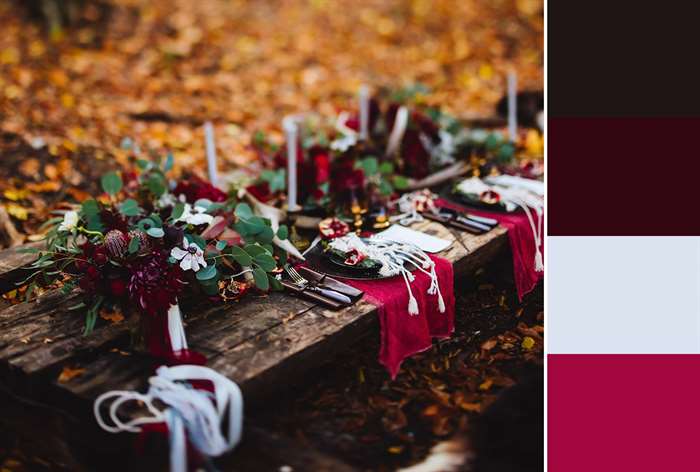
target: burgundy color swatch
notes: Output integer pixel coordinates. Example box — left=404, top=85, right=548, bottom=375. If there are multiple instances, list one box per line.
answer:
left=549, top=354, right=700, bottom=471
left=548, top=117, right=700, bottom=235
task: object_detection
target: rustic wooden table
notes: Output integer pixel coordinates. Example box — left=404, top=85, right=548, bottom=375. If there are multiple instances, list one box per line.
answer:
left=0, top=221, right=508, bottom=470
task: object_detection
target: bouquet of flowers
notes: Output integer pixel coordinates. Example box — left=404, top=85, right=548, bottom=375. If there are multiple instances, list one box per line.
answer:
left=22, top=155, right=289, bottom=359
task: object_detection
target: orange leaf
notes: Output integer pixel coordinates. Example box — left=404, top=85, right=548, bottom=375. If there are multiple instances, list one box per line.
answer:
left=58, top=366, right=86, bottom=383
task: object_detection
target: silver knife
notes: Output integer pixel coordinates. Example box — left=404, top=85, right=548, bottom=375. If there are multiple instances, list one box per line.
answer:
left=306, top=285, right=352, bottom=304
left=456, top=215, right=492, bottom=232
left=464, top=213, right=499, bottom=226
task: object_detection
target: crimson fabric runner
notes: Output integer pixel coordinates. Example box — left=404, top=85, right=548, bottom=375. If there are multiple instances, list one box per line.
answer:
left=435, top=198, right=543, bottom=300
left=343, top=254, right=455, bottom=378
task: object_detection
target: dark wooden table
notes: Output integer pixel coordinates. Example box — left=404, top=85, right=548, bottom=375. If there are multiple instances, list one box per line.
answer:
left=0, top=221, right=508, bottom=470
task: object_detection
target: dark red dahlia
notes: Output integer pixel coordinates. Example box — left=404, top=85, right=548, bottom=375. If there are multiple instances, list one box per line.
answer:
left=128, top=253, right=184, bottom=317
left=174, top=175, right=227, bottom=203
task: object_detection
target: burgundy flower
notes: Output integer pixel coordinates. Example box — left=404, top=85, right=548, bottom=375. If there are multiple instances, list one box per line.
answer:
left=174, top=176, right=227, bottom=203
left=99, top=209, right=129, bottom=233
left=401, top=129, right=430, bottom=179
left=413, top=111, right=440, bottom=141
left=309, top=146, right=330, bottom=185
left=246, top=182, right=272, bottom=202
left=104, top=230, right=128, bottom=259
left=330, top=155, right=365, bottom=195
left=128, top=252, right=184, bottom=317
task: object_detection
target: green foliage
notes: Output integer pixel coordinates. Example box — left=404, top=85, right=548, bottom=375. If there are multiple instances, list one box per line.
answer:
left=196, top=264, right=218, bottom=281
left=252, top=266, right=269, bottom=291
left=128, top=235, right=140, bottom=254
left=101, top=172, right=123, bottom=196
left=260, top=169, right=287, bottom=193
left=118, top=199, right=141, bottom=217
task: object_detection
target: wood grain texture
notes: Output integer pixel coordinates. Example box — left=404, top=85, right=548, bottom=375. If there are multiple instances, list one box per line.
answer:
left=0, top=241, right=42, bottom=293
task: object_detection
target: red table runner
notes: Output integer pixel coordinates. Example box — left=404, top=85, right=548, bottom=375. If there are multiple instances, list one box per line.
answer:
left=344, top=255, right=455, bottom=378
left=436, top=198, right=543, bottom=300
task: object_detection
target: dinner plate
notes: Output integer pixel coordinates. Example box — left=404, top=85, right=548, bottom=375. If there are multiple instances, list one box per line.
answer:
left=446, top=188, right=518, bottom=213
left=303, top=242, right=414, bottom=280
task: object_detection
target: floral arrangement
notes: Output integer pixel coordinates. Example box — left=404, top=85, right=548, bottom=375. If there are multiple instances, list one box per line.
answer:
left=22, top=156, right=289, bottom=358
left=243, top=84, right=535, bottom=216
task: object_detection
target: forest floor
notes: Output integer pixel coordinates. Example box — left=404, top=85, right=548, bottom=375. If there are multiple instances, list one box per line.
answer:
left=0, top=0, right=543, bottom=246
left=256, top=251, right=543, bottom=471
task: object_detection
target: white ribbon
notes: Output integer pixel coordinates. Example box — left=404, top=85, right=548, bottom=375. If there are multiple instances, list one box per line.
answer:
left=94, top=365, right=244, bottom=472
left=167, top=304, right=188, bottom=352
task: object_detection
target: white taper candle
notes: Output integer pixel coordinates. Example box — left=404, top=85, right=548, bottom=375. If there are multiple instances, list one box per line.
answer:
left=283, top=116, right=299, bottom=211
left=507, top=71, right=517, bottom=142
left=359, top=85, right=369, bottom=140
left=204, top=121, right=218, bottom=185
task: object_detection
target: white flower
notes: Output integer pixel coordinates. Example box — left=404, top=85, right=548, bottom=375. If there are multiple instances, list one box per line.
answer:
left=330, top=133, right=358, bottom=152
left=156, top=192, right=177, bottom=209
left=330, top=111, right=359, bottom=152
left=170, top=238, right=207, bottom=272
left=175, top=203, right=214, bottom=226
left=58, top=211, right=79, bottom=232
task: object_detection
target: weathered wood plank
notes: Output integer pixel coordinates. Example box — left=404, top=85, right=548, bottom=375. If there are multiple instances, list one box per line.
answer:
left=0, top=241, right=42, bottom=293
left=0, top=222, right=511, bottom=468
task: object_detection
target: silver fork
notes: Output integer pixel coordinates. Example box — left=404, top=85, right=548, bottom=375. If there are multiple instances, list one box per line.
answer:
left=283, top=264, right=351, bottom=304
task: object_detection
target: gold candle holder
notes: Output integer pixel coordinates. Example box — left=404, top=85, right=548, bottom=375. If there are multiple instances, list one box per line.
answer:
left=350, top=200, right=364, bottom=235
left=285, top=205, right=310, bottom=252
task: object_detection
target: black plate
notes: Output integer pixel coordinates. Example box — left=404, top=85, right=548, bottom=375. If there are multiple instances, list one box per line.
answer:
left=444, top=187, right=519, bottom=214
left=326, top=249, right=382, bottom=273
left=304, top=243, right=413, bottom=280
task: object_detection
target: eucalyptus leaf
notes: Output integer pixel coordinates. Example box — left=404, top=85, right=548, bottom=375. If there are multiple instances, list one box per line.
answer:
left=234, top=203, right=253, bottom=219
left=147, top=174, right=167, bottom=197
left=230, top=246, right=252, bottom=266
left=268, top=274, right=283, bottom=291
left=101, top=172, right=123, bottom=196
left=81, top=199, right=100, bottom=216
left=254, top=253, right=276, bottom=272
left=244, top=244, right=267, bottom=257
left=189, top=234, right=207, bottom=250
left=253, top=266, right=269, bottom=291
left=215, top=240, right=228, bottom=251
left=379, top=161, right=394, bottom=175
left=146, top=227, right=165, bottom=238
left=137, top=218, right=156, bottom=231
left=276, top=224, right=289, bottom=240
left=118, top=199, right=141, bottom=217
left=170, top=202, right=185, bottom=221
left=392, top=175, right=410, bottom=190
left=195, top=264, right=217, bottom=281
left=128, top=236, right=140, bottom=254
left=257, top=225, right=274, bottom=244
